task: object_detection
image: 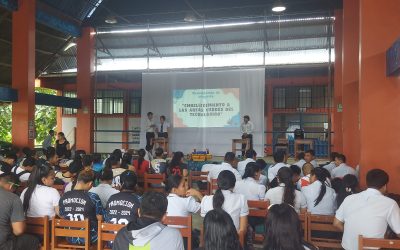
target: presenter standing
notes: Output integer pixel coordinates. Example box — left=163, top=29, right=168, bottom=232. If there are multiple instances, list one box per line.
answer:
left=145, top=112, right=156, bottom=149
left=156, top=115, right=170, bottom=138
left=241, top=115, right=254, bottom=156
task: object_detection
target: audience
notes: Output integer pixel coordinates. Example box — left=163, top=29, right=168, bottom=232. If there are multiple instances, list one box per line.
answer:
left=304, top=149, right=319, bottom=169
left=105, top=171, right=140, bottom=225
left=20, top=162, right=60, bottom=218
left=323, top=152, right=340, bottom=174
left=44, top=147, right=59, bottom=170
left=234, top=162, right=266, bottom=200
left=132, top=149, right=150, bottom=176
left=0, top=173, right=40, bottom=250
left=92, top=153, right=104, bottom=173
left=289, top=165, right=302, bottom=190
left=168, top=151, right=188, bottom=177
left=267, top=150, right=289, bottom=184
left=293, top=152, right=306, bottom=170
left=12, top=157, right=35, bottom=182
left=0, top=152, right=17, bottom=174
left=207, top=152, right=241, bottom=182
left=90, top=167, right=119, bottom=208
left=302, top=168, right=336, bottom=215
left=237, top=149, right=256, bottom=176
left=113, top=191, right=184, bottom=250
left=59, top=169, right=104, bottom=244
left=201, top=170, right=248, bottom=233
left=265, top=167, right=307, bottom=213
left=150, top=147, right=167, bottom=174
left=197, top=209, right=242, bottom=250
left=105, top=156, right=126, bottom=188
left=120, top=152, right=134, bottom=170
left=264, top=203, right=317, bottom=250
left=299, top=162, right=314, bottom=189
left=335, top=174, right=358, bottom=208
left=334, top=169, right=400, bottom=250
left=331, top=154, right=356, bottom=178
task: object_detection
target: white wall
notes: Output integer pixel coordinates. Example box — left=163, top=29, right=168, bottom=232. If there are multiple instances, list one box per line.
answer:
left=61, top=117, right=77, bottom=146
left=128, top=117, right=141, bottom=150
left=94, top=117, right=123, bottom=153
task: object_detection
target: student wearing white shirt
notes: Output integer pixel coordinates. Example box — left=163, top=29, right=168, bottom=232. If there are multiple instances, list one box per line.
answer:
left=145, top=112, right=156, bottom=150
left=302, top=168, right=336, bottom=215
left=234, top=162, right=266, bottom=201
left=265, top=167, right=307, bottom=213
left=201, top=170, right=248, bottom=232
left=333, top=169, right=400, bottom=250
left=12, top=157, right=35, bottom=183
left=208, top=152, right=241, bottom=182
left=156, top=115, right=170, bottom=138
left=89, top=168, right=119, bottom=208
left=331, top=154, right=356, bottom=178
left=293, top=152, right=306, bottom=172
left=237, top=149, right=256, bottom=176
left=240, top=115, right=254, bottom=155
left=304, top=149, right=319, bottom=169
left=20, top=162, right=60, bottom=218
left=267, top=150, right=289, bottom=184
left=322, top=152, right=340, bottom=174
left=165, top=175, right=203, bottom=217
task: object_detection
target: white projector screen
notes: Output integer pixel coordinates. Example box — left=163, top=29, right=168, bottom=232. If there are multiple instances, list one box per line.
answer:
left=141, top=69, right=265, bottom=156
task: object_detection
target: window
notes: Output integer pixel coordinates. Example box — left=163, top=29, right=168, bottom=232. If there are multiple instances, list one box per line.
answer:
left=63, top=91, right=77, bottom=115
left=299, top=87, right=311, bottom=108
left=273, top=85, right=331, bottom=109
left=95, top=90, right=124, bottom=114
left=129, top=91, right=141, bottom=115
left=273, top=88, right=286, bottom=108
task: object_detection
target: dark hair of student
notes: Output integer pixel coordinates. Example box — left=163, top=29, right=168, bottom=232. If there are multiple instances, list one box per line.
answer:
left=203, top=209, right=242, bottom=250
left=120, top=171, right=137, bottom=191
left=104, top=155, right=118, bottom=169
left=290, top=165, right=301, bottom=176
left=242, top=162, right=261, bottom=179
left=330, top=178, right=343, bottom=194
left=44, top=147, right=57, bottom=161
left=22, top=147, right=32, bottom=157
left=296, top=152, right=305, bottom=160
left=5, top=152, right=17, bottom=161
left=366, top=169, right=389, bottom=189
left=22, top=157, right=36, bottom=167
left=336, top=174, right=358, bottom=207
left=92, top=153, right=102, bottom=164
left=245, top=149, right=257, bottom=159
left=155, top=147, right=164, bottom=157
left=169, top=151, right=184, bottom=169
left=213, top=170, right=236, bottom=209
left=256, top=159, right=267, bottom=170
left=23, top=162, right=54, bottom=213
left=100, top=167, right=113, bottom=181
left=264, top=203, right=316, bottom=250
left=310, top=168, right=328, bottom=206
left=160, top=115, right=166, bottom=120
left=147, top=112, right=153, bottom=116
left=330, top=152, right=340, bottom=162
left=320, top=167, right=331, bottom=179
left=112, top=149, right=122, bottom=161
left=77, top=168, right=95, bottom=184
left=277, top=167, right=296, bottom=207
left=165, top=174, right=183, bottom=193
left=273, top=150, right=286, bottom=163
left=224, top=152, right=236, bottom=163
left=305, top=149, right=315, bottom=156
left=336, top=154, right=346, bottom=163
left=140, top=191, right=168, bottom=220
left=120, top=152, right=132, bottom=169
left=137, top=149, right=146, bottom=170
left=82, top=155, right=92, bottom=167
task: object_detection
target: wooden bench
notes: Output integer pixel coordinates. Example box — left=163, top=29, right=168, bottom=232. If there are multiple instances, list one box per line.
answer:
left=97, top=220, right=125, bottom=250
left=307, top=214, right=342, bottom=248
left=26, top=216, right=50, bottom=250
left=358, top=235, right=400, bottom=250
left=163, top=216, right=192, bottom=250
left=51, top=218, right=93, bottom=250
left=248, top=200, right=269, bottom=243
left=189, top=171, right=210, bottom=195
left=143, top=173, right=165, bottom=193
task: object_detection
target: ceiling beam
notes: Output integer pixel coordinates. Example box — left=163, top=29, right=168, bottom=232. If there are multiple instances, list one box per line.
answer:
left=0, top=37, right=58, bottom=55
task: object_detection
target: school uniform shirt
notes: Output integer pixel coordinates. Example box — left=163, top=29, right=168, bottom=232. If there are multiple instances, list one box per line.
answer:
left=310, top=159, right=319, bottom=169
left=301, top=181, right=337, bottom=215
left=331, top=163, right=357, bottom=178
left=264, top=183, right=307, bottom=213
left=104, top=191, right=140, bottom=225
left=201, top=163, right=215, bottom=173
left=156, top=122, right=170, bottom=133
left=240, top=121, right=254, bottom=134
left=267, top=162, right=290, bottom=183
left=89, top=183, right=119, bottom=208
left=207, top=162, right=242, bottom=182
left=146, top=118, right=155, bottom=133
left=258, top=174, right=268, bottom=186
left=234, top=177, right=266, bottom=201
left=294, top=159, right=306, bottom=170
left=201, top=190, right=249, bottom=230
left=20, top=185, right=60, bottom=218
left=237, top=158, right=255, bottom=177
left=11, top=166, right=30, bottom=182
left=59, top=190, right=104, bottom=244
left=150, top=159, right=167, bottom=174
left=167, top=193, right=200, bottom=217
left=323, top=161, right=336, bottom=174
left=335, top=188, right=400, bottom=250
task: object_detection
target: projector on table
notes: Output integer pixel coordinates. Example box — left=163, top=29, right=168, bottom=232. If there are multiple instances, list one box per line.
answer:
left=190, top=149, right=212, bottom=162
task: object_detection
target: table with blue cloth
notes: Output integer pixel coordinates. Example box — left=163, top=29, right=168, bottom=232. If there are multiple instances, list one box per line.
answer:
left=187, top=160, right=218, bottom=171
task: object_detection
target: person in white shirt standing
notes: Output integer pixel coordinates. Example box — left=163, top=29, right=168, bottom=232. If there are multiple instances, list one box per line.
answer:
left=304, top=150, right=319, bottom=169
left=208, top=152, right=241, bottom=182
left=240, top=115, right=254, bottom=156
left=331, top=154, right=356, bottom=179
left=237, top=149, right=256, bottom=176
left=267, top=150, right=289, bottom=185
left=156, top=115, right=170, bottom=139
left=333, top=169, right=400, bottom=250
left=145, top=112, right=156, bottom=150
left=234, top=162, right=266, bottom=201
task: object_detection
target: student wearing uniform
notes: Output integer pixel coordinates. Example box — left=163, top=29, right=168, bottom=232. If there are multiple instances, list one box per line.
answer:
left=207, top=152, right=241, bottom=182
left=234, top=162, right=266, bottom=201
left=299, top=163, right=314, bottom=189
left=323, top=152, right=340, bottom=174
left=201, top=170, right=248, bottom=233
left=331, top=154, right=356, bottom=179
left=293, top=152, right=306, bottom=171
left=12, top=157, right=35, bottom=183
left=20, top=162, right=60, bottom=218
left=59, top=169, right=104, bottom=244
left=156, top=115, right=170, bottom=138
left=112, top=191, right=184, bottom=250
left=150, top=147, right=167, bottom=174
left=304, top=149, right=319, bottom=169
left=333, top=169, right=400, bottom=250
left=302, top=168, right=336, bottom=215
left=237, top=149, right=256, bottom=176
left=90, top=168, right=119, bottom=208
left=0, top=152, right=17, bottom=174
left=335, top=174, right=359, bottom=208
left=165, top=175, right=203, bottom=217
left=44, top=147, right=60, bottom=170
left=289, top=165, right=302, bottom=190
left=264, top=167, right=307, bottom=213
left=267, top=150, right=289, bottom=184
left=105, top=171, right=140, bottom=226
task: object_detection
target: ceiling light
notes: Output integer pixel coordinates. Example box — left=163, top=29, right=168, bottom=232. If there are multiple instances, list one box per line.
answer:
left=105, top=16, right=118, bottom=24
left=184, top=12, right=197, bottom=22
left=63, top=42, right=76, bottom=51
left=272, top=1, right=286, bottom=12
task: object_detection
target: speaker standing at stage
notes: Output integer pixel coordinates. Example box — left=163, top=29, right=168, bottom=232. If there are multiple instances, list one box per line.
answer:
left=145, top=112, right=156, bottom=149
left=241, top=115, right=254, bottom=155
left=156, top=115, right=170, bottom=138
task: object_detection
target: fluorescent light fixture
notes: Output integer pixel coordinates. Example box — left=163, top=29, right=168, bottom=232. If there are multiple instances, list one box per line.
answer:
left=63, top=42, right=76, bottom=51
left=105, top=16, right=118, bottom=24
left=184, top=12, right=197, bottom=22
left=272, top=1, right=286, bottom=12
left=87, top=0, right=103, bottom=18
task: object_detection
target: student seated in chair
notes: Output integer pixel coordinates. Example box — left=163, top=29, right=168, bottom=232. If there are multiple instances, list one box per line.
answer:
left=112, top=191, right=184, bottom=250
left=331, top=154, right=356, bottom=179
left=59, top=169, right=104, bottom=244
left=12, top=157, right=35, bottom=183
left=0, top=173, right=40, bottom=250
left=150, top=147, right=167, bottom=174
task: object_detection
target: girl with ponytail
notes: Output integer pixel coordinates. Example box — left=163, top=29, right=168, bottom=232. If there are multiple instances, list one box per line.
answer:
left=20, top=161, right=60, bottom=218
left=302, top=167, right=337, bottom=215
left=264, top=167, right=307, bottom=213
left=201, top=170, right=249, bottom=233
left=234, top=162, right=266, bottom=200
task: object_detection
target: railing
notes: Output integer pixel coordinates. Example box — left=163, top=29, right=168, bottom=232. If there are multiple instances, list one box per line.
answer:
left=93, top=129, right=141, bottom=152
